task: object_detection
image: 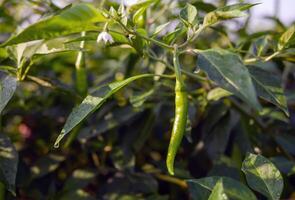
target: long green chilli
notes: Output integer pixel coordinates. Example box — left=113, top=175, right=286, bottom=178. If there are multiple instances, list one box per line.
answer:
left=166, top=47, right=188, bottom=175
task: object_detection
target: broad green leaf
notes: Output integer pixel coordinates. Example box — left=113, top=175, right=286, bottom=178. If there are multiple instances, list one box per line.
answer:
left=129, top=0, right=157, bottom=13
left=196, top=49, right=261, bottom=110
left=208, top=180, right=229, bottom=200
left=242, top=153, right=283, bottom=200
left=187, top=176, right=257, bottom=200
left=207, top=87, right=232, bottom=101
left=0, top=73, right=17, bottom=114
left=278, top=25, right=295, bottom=50
left=34, top=38, right=82, bottom=55
left=54, top=74, right=155, bottom=147
left=0, top=133, right=18, bottom=195
left=2, top=3, right=106, bottom=46
left=15, top=38, right=81, bottom=61
left=248, top=66, right=288, bottom=116
left=203, top=3, right=257, bottom=26
left=179, top=3, right=198, bottom=26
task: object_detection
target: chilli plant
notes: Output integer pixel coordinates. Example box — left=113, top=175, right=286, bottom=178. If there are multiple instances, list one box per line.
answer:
left=1, top=0, right=295, bottom=199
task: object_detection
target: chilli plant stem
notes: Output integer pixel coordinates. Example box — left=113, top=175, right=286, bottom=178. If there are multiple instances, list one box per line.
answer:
left=75, top=31, right=88, bottom=97
left=115, top=19, right=174, bottom=50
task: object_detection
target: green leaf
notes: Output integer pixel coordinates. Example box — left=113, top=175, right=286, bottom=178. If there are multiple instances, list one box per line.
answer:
left=65, top=32, right=129, bottom=45
left=259, top=108, right=289, bottom=123
left=242, top=153, right=283, bottom=200
left=0, top=73, right=17, bottom=114
left=152, top=22, right=171, bottom=37
left=179, top=3, right=198, bottom=26
left=133, top=7, right=146, bottom=25
left=187, top=176, right=257, bottom=200
left=248, top=66, right=288, bottom=116
left=203, top=3, right=257, bottom=26
left=278, top=25, right=295, bottom=50
left=0, top=133, right=18, bottom=195
left=208, top=180, right=229, bottom=200
left=129, top=0, right=157, bottom=13
left=2, top=3, right=106, bottom=46
left=192, top=2, right=216, bottom=12
left=163, top=27, right=186, bottom=44
left=0, top=48, right=8, bottom=62
left=54, top=74, right=155, bottom=147
left=196, top=49, right=261, bottom=110
left=207, top=87, right=232, bottom=101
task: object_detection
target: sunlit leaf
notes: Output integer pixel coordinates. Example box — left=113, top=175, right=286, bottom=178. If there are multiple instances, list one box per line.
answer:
left=0, top=73, right=17, bottom=114
left=179, top=3, right=198, bottom=26
left=203, top=3, right=257, bottom=26
left=187, top=176, right=257, bottom=200
left=278, top=25, right=295, bottom=50
left=2, top=3, right=106, bottom=46
left=242, top=153, right=283, bottom=200
left=152, top=22, right=171, bottom=37
left=196, top=49, right=261, bottom=110
left=133, top=7, right=146, bottom=25
left=207, top=87, right=232, bottom=101
left=208, top=180, right=229, bottom=200
left=129, top=0, right=157, bottom=13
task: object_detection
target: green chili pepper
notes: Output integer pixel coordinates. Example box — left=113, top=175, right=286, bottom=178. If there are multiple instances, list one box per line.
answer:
left=166, top=47, right=188, bottom=175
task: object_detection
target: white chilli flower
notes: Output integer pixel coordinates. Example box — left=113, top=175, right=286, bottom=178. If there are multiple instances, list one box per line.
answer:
left=97, top=31, right=114, bottom=44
